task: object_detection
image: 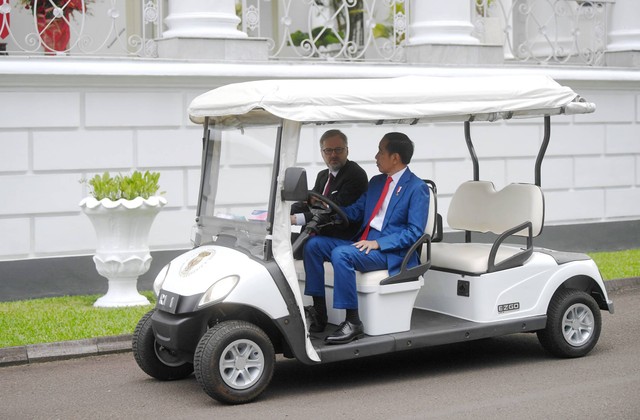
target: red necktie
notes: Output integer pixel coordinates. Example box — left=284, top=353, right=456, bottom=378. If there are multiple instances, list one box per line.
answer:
left=323, top=174, right=334, bottom=196
left=360, top=176, right=392, bottom=240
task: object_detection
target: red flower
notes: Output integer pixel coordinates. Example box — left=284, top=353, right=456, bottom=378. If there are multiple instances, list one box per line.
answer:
left=20, top=0, right=93, bottom=18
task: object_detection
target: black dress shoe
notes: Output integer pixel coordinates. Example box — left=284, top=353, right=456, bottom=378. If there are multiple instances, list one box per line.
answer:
left=324, top=321, right=364, bottom=345
left=304, top=306, right=327, bottom=333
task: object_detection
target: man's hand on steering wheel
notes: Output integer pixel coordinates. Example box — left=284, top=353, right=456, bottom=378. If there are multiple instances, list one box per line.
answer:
left=307, top=191, right=350, bottom=232
left=291, top=192, right=350, bottom=255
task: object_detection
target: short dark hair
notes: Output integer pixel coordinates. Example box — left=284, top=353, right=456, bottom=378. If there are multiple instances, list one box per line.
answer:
left=319, top=129, right=348, bottom=147
left=382, top=132, right=414, bottom=164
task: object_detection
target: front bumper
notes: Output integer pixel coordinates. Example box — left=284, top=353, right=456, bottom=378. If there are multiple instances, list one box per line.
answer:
left=151, top=309, right=209, bottom=354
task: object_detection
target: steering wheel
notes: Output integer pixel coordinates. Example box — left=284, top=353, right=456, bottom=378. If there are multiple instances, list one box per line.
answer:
left=291, top=191, right=349, bottom=254
left=307, top=191, right=349, bottom=227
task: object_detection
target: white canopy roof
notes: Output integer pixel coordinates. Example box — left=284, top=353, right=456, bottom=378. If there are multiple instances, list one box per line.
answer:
left=188, top=75, right=595, bottom=128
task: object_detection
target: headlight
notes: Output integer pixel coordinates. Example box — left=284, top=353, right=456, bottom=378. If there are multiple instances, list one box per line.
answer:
left=198, top=275, right=240, bottom=308
left=152, top=264, right=170, bottom=296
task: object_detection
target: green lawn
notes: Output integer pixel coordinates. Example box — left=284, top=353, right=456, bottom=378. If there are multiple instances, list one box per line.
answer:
left=588, top=248, right=640, bottom=281
left=1, top=249, right=638, bottom=349
left=0, top=292, right=155, bottom=348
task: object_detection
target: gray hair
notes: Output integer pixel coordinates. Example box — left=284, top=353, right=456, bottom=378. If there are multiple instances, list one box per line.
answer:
left=319, top=129, right=348, bottom=147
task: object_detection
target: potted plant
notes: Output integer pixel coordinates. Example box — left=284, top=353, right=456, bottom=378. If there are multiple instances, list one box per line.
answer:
left=79, top=171, right=166, bottom=307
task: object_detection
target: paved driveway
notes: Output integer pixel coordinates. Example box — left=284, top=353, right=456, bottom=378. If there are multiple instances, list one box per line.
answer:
left=1, top=287, right=638, bottom=419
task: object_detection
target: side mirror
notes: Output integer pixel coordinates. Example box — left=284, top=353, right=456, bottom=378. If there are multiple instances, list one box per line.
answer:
left=282, top=167, right=308, bottom=201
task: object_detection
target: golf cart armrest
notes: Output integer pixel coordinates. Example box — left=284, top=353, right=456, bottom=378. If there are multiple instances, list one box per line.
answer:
left=488, top=221, right=533, bottom=273
left=432, top=213, right=444, bottom=243
left=380, top=233, right=432, bottom=285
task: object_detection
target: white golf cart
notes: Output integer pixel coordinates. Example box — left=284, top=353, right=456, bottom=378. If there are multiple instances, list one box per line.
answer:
left=132, top=76, right=614, bottom=405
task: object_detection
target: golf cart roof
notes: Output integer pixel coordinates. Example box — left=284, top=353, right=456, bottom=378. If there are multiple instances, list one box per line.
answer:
left=188, top=75, right=595, bottom=128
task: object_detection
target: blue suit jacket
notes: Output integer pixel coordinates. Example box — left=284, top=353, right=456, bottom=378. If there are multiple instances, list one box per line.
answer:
left=342, top=168, right=430, bottom=275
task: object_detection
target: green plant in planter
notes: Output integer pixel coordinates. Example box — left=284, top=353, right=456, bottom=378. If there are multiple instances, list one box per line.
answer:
left=290, top=27, right=345, bottom=48
left=86, top=171, right=161, bottom=201
left=372, top=1, right=405, bottom=45
left=475, top=0, right=495, bottom=17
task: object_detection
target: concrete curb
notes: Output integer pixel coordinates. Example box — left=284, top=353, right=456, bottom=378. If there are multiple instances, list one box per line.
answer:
left=0, top=334, right=132, bottom=367
left=1, top=278, right=638, bottom=368
left=603, top=276, right=640, bottom=293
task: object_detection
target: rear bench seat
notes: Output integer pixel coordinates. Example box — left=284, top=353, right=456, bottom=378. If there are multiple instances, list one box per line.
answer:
left=295, top=180, right=437, bottom=336
left=430, top=181, right=544, bottom=275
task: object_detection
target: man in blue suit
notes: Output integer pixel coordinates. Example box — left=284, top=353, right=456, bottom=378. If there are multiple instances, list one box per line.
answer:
left=303, top=132, right=430, bottom=344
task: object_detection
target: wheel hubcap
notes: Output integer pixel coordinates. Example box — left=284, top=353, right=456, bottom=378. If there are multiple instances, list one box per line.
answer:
left=562, top=303, right=594, bottom=347
left=219, top=339, right=265, bottom=390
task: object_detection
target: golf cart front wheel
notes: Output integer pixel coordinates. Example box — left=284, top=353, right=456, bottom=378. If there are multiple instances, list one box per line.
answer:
left=132, top=310, right=194, bottom=380
left=194, top=320, right=275, bottom=405
left=537, top=288, right=602, bottom=358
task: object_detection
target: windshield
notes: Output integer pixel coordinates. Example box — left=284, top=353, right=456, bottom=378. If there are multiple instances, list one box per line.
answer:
left=194, top=126, right=280, bottom=259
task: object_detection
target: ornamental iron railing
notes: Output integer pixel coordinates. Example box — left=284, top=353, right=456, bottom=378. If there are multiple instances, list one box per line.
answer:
left=240, top=0, right=407, bottom=61
left=473, top=0, right=609, bottom=65
left=0, top=0, right=162, bottom=57
left=0, top=0, right=611, bottom=66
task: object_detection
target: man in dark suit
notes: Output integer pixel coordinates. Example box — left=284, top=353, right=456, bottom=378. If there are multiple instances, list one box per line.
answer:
left=290, top=129, right=368, bottom=244
left=303, top=132, right=430, bottom=344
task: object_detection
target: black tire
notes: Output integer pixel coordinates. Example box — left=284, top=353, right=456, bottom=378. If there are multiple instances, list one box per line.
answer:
left=132, top=310, right=194, bottom=380
left=194, top=320, right=275, bottom=405
left=537, top=288, right=602, bottom=358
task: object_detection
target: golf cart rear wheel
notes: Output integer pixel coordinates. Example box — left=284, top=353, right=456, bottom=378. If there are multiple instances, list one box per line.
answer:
left=194, top=320, right=275, bottom=405
left=132, top=310, right=194, bottom=380
left=537, top=288, right=601, bottom=358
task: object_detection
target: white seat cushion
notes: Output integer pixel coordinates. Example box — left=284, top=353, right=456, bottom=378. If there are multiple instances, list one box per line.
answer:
left=430, top=242, right=527, bottom=274
left=432, top=181, right=543, bottom=274
left=448, top=181, right=544, bottom=237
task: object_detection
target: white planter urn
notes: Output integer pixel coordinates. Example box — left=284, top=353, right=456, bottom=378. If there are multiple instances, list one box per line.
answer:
left=79, top=196, right=167, bottom=307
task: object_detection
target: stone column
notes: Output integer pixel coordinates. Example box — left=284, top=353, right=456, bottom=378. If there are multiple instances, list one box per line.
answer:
left=157, top=0, right=268, bottom=61
left=606, top=0, right=640, bottom=67
left=405, top=0, right=503, bottom=64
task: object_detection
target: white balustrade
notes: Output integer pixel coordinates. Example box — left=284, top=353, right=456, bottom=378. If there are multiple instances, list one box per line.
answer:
left=0, top=0, right=627, bottom=66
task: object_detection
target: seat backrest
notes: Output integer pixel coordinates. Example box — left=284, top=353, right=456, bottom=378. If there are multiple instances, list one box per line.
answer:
left=447, top=181, right=544, bottom=237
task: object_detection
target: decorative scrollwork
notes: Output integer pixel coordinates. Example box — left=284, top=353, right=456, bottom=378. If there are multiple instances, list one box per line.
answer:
left=144, top=39, right=157, bottom=57
left=493, top=0, right=607, bottom=66
left=244, top=5, right=259, bottom=31
left=4, top=0, right=161, bottom=57
left=268, top=0, right=406, bottom=61
left=143, top=0, right=158, bottom=24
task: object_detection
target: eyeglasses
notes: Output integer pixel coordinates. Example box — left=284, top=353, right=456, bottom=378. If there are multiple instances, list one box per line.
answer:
left=321, top=147, right=347, bottom=155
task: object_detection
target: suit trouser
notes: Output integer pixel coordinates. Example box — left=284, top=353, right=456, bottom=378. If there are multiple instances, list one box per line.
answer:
left=303, top=230, right=387, bottom=310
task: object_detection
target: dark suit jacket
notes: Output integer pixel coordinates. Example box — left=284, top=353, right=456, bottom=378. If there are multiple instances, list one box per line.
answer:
left=343, top=167, right=430, bottom=275
left=291, top=159, right=368, bottom=240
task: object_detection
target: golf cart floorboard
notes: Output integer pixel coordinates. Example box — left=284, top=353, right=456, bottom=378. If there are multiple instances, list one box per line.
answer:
left=311, top=308, right=547, bottom=364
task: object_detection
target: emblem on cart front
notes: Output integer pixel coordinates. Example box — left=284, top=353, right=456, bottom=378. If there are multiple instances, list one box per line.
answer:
left=180, top=250, right=214, bottom=277
left=497, top=302, right=520, bottom=313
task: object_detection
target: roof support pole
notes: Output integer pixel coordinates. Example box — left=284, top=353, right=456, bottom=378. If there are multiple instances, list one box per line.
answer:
left=193, top=117, right=222, bottom=247
left=464, top=121, right=480, bottom=181
left=464, top=120, right=479, bottom=243
left=535, top=116, right=551, bottom=187
left=264, top=124, right=284, bottom=260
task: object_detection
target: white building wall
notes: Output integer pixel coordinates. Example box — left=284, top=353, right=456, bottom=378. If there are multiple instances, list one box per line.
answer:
left=0, top=81, right=205, bottom=261
left=0, top=66, right=639, bottom=262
